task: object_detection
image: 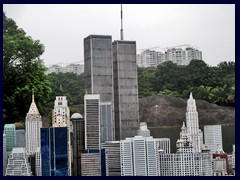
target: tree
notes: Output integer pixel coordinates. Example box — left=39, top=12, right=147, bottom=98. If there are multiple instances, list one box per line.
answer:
left=3, top=12, right=52, bottom=125
left=138, top=59, right=234, bottom=107
left=48, top=72, right=85, bottom=106
left=153, top=61, right=179, bottom=92
left=186, top=59, right=210, bottom=87
left=138, top=67, right=156, bottom=98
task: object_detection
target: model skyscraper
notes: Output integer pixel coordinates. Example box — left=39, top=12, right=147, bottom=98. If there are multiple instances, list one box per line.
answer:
left=186, top=92, right=203, bottom=153
left=84, top=35, right=115, bottom=142
left=113, top=40, right=139, bottom=140
left=25, top=90, right=42, bottom=154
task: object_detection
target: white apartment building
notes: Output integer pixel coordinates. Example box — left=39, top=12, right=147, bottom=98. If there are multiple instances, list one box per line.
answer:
left=65, top=64, right=84, bottom=75
left=47, top=64, right=84, bottom=75
left=5, top=148, right=32, bottom=176
left=166, top=48, right=186, bottom=65
left=185, top=47, right=202, bottom=65
left=25, top=91, right=42, bottom=155
left=142, top=50, right=158, bottom=67
left=204, top=125, right=223, bottom=153
left=120, top=136, right=159, bottom=176
left=137, top=47, right=202, bottom=67
left=47, top=64, right=63, bottom=74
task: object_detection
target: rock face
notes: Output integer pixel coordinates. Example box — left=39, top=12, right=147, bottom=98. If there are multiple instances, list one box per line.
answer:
left=42, top=94, right=235, bottom=128
left=139, top=94, right=235, bottom=127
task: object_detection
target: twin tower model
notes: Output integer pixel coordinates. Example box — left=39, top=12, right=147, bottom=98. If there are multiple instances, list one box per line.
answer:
left=84, top=35, right=139, bottom=141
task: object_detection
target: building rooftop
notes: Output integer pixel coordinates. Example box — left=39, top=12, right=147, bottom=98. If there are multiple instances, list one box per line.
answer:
left=4, top=124, right=15, bottom=129
left=12, top=147, right=26, bottom=154
left=71, top=113, right=83, bottom=119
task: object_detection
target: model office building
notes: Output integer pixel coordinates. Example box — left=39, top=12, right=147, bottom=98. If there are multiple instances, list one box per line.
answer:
left=4, top=124, right=16, bottom=157
left=84, top=35, right=139, bottom=141
left=70, top=113, right=85, bottom=176
left=40, top=127, right=69, bottom=176
left=5, top=148, right=32, bottom=176
left=204, top=125, right=223, bottom=153
left=84, top=35, right=115, bottom=142
left=25, top=91, right=42, bottom=155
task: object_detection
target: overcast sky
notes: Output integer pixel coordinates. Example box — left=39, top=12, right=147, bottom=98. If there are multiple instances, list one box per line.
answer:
left=3, top=4, right=235, bottom=66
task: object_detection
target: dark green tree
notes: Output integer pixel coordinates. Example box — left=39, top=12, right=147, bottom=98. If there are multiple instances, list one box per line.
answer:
left=138, top=67, right=156, bottom=98
left=138, top=58, right=234, bottom=107
left=153, top=61, right=180, bottom=92
left=48, top=72, right=85, bottom=106
left=3, top=12, right=52, bottom=125
left=186, top=59, right=210, bottom=87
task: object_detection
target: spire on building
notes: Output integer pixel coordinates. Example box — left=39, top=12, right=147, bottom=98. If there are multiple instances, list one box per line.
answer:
left=32, top=88, right=35, bottom=102
left=185, top=92, right=203, bottom=153
left=27, top=89, right=39, bottom=114
left=120, top=4, right=124, bottom=40
left=189, top=92, right=193, bottom=100
left=182, top=121, right=186, bottom=129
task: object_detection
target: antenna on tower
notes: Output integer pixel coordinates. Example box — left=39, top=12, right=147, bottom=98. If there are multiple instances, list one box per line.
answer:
left=32, top=88, right=35, bottom=102
left=120, top=4, right=124, bottom=40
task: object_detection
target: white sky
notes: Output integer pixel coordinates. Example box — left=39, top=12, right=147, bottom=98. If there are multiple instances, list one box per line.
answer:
left=3, top=4, right=235, bottom=66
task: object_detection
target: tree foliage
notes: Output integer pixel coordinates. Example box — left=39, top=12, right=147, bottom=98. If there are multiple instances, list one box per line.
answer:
left=138, top=67, right=156, bottom=98
left=47, top=72, right=85, bottom=106
left=138, top=59, right=235, bottom=106
left=3, top=12, right=52, bottom=124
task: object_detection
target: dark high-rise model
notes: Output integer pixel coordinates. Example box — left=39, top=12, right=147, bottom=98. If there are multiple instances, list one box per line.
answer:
left=84, top=35, right=113, bottom=102
left=84, top=35, right=115, bottom=142
left=112, top=40, right=139, bottom=140
left=70, top=113, right=85, bottom=176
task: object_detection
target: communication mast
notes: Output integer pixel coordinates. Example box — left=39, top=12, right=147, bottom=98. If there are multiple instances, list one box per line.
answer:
left=120, top=4, right=124, bottom=40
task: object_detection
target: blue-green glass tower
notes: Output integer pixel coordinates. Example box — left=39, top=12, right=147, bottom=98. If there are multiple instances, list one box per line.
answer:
left=4, top=124, right=16, bottom=156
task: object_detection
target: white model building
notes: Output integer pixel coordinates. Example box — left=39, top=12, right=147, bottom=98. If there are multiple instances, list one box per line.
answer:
left=120, top=136, right=160, bottom=176
left=5, top=148, right=32, bottom=176
left=204, top=125, right=223, bottom=153
left=186, top=92, right=203, bottom=153
left=25, top=90, right=42, bottom=154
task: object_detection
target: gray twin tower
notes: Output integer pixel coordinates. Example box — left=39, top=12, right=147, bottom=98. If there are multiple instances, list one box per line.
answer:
left=84, top=34, right=139, bottom=140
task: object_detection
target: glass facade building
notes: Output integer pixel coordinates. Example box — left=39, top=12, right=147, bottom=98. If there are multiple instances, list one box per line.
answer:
left=41, top=127, right=69, bottom=176
left=4, top=124, right=16, bottom=156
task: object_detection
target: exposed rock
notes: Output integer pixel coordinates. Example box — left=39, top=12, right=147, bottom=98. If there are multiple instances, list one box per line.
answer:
left=139, top=94, right=235, bottom=127
left=42, top=94, right=235, bottom=128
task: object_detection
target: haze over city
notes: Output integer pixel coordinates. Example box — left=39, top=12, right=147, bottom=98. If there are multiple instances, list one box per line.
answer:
left=3, top=4, right=235, bottom=66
